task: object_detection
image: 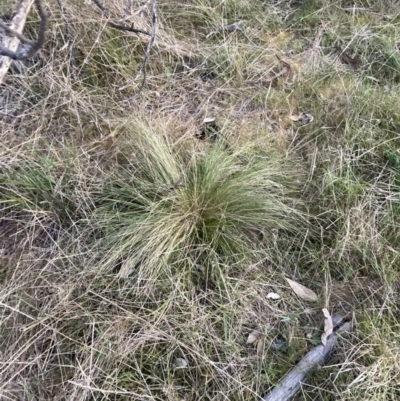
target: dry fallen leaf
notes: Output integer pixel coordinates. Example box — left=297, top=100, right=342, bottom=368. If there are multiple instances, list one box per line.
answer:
left=174, top=358, right=188, bottom=369
left=285, top=278, right=318, bottom=302
left=266, top=292, right=280, bottom=300
left=246, top=330, right=262, bottom=345
left=289, top=113, right=303, bottom=122
left=290, top=112, right=314, bottom=125
left=257, top=334, right=266, bottom=356
left=321, top=308, right=334, bottom=346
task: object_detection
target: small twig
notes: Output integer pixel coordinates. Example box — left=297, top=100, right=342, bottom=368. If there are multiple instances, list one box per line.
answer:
left=0, top=0, right=48, bottom=61
left=91, top=0, right=109, bottom=17
left=119, top=0, right=157, bottom=92
left=56, top=0, right=77, bottom=80
left=107, top=22, right=150, bottom=36
left=91, top=0, right=150, bottom=36
left=121, top=0, right=152, bottom=20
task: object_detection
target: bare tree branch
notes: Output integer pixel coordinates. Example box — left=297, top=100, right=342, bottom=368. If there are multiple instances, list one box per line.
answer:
left=91, top=0, right=150, bottom=36
left=0, top=0, right=48, bottom=69
left=19, top=0, right=48, bottom=59
left=119, top=0, right=157, bottom=92
left=0, top=0, right=34, bottom=82
left=0, top=20, right=35, bottom=46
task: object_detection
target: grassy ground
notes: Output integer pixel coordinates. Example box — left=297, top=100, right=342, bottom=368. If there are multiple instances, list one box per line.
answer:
left=0, top=0, right=399, bottom=400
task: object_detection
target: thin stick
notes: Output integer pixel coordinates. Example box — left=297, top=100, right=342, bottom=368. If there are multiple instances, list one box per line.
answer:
left=337, top=6, right=371, bottom=12
left=0, top=20, right=35, bottom=46
left=119, top=0, right=157, bottom=92
left=91, top=0, right=150, bottom=36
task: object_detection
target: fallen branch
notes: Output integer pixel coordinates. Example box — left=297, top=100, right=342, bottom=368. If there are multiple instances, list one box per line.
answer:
left=0, top=0, right=48, bottom=84
left=0, top=0, right=48, bottom=63
left=0, top=20, right=36, bottom=46
left=262, top=316, right=352, bottom=401
left=0, top=0, right=33, bottom=83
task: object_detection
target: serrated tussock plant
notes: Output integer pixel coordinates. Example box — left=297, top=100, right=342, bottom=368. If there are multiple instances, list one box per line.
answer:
left=93, top=120, right=308, bottom=281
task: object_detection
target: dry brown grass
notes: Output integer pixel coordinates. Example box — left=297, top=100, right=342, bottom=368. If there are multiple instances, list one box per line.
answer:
left=1, top=1, right=400, bottom=400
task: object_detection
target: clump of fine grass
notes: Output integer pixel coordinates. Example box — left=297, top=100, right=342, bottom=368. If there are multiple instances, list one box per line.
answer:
left=92, top=120, right=307, bottom=282
left=0, top=118, right=308, bottom=283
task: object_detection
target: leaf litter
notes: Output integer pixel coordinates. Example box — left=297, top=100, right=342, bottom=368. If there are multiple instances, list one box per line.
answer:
left=285, top=278, right=318, bottom=302
left=321, top=308, right=334, bottom=346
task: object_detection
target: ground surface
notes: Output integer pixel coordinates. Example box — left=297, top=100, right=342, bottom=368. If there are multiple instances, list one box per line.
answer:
left=0, top=1, right=399, bottom=400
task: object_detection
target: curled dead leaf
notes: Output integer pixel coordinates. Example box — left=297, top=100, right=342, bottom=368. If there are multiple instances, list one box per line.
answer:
left=285, top=278, right=318, bottom=302
left=321, top=308, right=334, bottom=346
left=246, top=330, right=262, bottom=344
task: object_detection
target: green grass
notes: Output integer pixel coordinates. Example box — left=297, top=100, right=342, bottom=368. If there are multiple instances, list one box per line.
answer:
left=97, top=122, right=306, bottom=278
left=1, top=120, right=307, bottom=286
left=1, top=0, right=400, bottom=400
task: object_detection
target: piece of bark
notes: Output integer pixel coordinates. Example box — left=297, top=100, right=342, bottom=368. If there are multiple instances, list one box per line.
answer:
left=262, top=320, right=352, bottom=401
left=0, top=0, right=35, bottom=84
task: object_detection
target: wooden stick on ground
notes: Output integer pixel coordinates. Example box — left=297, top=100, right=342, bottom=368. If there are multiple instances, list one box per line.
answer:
left=262, top=318, right=352, bottom=401
left=0, top=0, right=48, bottom=84
left=0, top=0, right=35, bottom=83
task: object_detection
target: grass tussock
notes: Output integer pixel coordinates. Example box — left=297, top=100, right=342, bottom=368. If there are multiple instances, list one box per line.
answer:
left=1, top=0, right=400, bottom=400
left=1, top=120, right=307, bottom=285
left=93, top=121, right=307, bottom=280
